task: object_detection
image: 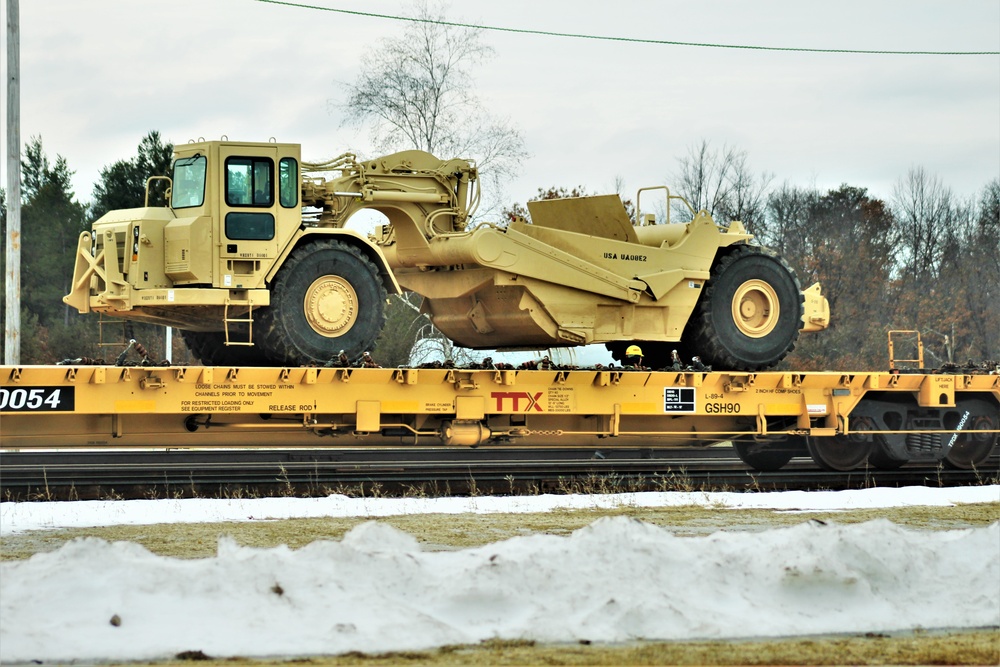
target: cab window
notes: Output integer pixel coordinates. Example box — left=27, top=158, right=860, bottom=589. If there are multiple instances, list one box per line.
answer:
left=279, top=158, right=298, bottom=208
left=171, top=155, right=206, bottom=208
left=225, top=212, right=275, bottom=240
left=226, top=157, right=273, bottom=207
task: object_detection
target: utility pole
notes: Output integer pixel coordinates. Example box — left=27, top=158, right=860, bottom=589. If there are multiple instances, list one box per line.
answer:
left=5, top=0, right=21, bottom=364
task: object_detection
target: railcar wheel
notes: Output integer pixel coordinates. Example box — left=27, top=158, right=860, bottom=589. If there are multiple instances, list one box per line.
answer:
left=180, top=329, right=271, bottom=366
left=944, top=414, right=998, bottom=470
left=806, top=434, right=873, bottom=472
left=734, top=436, right=806, bottom=472
left=685, top=245, right=803, bottom=371
left=866, top=437, right=908, bottom=470
left=256, top=239, right=387, bottom=366
left=867, top=438, right=908, bottom=470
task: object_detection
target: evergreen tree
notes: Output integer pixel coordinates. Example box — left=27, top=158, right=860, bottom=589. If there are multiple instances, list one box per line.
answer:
left=90, top=131, right=173, bottom=220
left=20, top=137, right=87, bottom=326
left=1, top=137, right=95, bottom=363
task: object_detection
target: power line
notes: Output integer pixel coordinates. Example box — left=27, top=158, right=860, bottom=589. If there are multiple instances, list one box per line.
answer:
left=255, top=0, right=999, bottom=56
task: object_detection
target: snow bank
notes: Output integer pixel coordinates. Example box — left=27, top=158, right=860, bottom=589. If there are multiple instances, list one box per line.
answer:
left=1, top=518, right=997, bottom=663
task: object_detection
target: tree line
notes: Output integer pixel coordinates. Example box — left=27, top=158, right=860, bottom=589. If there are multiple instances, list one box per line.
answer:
left=1, top=132, right=996, bottom=370
left=1, top=132, right=177, bottom=363
left=661, top=141, right=999, bottom=370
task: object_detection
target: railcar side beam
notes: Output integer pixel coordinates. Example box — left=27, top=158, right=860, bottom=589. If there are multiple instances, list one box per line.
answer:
left=2, top=366, right=997, bottom=472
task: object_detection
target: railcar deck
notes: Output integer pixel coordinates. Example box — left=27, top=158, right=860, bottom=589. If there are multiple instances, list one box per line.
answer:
left=2, top=364, right=997, bottom=473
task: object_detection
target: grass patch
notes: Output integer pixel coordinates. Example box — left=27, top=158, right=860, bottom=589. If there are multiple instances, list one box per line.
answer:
left=3, top=502, right=998, bottom=561
left=113, top=629, right=1000, bottom=666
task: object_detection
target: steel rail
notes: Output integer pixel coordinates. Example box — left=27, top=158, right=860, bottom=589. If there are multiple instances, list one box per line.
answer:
left=2, top=447, right=995, bottom=501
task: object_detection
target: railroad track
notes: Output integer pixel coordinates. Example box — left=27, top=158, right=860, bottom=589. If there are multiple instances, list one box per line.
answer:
left=2, top=447, right=996, bottom=501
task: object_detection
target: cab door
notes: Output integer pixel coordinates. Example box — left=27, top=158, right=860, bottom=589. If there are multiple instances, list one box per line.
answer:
left=217, top=144, right=279, bottom=289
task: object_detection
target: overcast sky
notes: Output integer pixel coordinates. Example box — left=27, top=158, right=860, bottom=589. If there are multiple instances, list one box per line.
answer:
left=3, top=0, right=999, bottom=212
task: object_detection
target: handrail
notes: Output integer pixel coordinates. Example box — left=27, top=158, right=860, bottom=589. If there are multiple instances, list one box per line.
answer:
left=144, top=176, right=173, bottom=208
left=888, top=330, right=924, bottom=370
left=635, top=185, right=696, bottom=226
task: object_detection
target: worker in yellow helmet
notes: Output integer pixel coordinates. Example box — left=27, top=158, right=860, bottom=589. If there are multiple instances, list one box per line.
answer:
left=625, top=344, right=644, bottom=370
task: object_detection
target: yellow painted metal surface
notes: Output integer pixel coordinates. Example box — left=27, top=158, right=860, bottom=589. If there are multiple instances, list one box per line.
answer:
left=1, top=365, right=996, bottom=450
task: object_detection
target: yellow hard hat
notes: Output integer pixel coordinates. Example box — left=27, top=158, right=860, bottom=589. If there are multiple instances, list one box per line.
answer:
left=625, top=345, right=643, bottom=357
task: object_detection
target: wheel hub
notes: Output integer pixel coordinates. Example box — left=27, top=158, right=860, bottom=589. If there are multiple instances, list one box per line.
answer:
left=732, top=279, right=779, bottom=337
left=303, top=276, right=358, bottom=337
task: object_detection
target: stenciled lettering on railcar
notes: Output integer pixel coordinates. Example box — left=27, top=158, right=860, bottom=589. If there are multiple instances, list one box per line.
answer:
left=490, top=388, right=574, bottom=413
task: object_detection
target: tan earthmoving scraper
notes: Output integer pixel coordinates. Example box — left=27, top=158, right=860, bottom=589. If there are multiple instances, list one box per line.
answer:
left=65, top=139, right=829, bottom=370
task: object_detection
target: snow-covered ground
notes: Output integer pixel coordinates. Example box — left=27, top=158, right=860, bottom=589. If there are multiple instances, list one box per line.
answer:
left=1, top=487, right=998, bottom=664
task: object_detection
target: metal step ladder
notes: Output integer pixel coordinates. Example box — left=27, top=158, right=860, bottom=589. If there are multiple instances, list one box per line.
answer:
left=223, top=298, right=255, bottom=347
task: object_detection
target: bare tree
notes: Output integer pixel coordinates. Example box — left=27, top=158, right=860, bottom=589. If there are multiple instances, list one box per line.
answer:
left=339, top=0, right=527, bottom=205
left=970, top=178, right=1000, bottom=359
left=410, top=322, right=482, bottom=366
left=891, top=166, right=955, bottom=281
left=669, top=140, right=773, bottom=236
left=940, top=179, right=1000, bottom=360
left=780, top=185, right=898, bottom=370
left=338, top=1, right=528, bottom=364
left=761, top=182, right=818, bottom=273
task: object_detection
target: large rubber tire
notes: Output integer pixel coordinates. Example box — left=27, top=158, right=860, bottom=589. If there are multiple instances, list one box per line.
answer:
left=180, top=330, right=272, bottom=367
left=684, top=245, right=803, bottom=371
left=255, top=239, right=387, bottom=366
